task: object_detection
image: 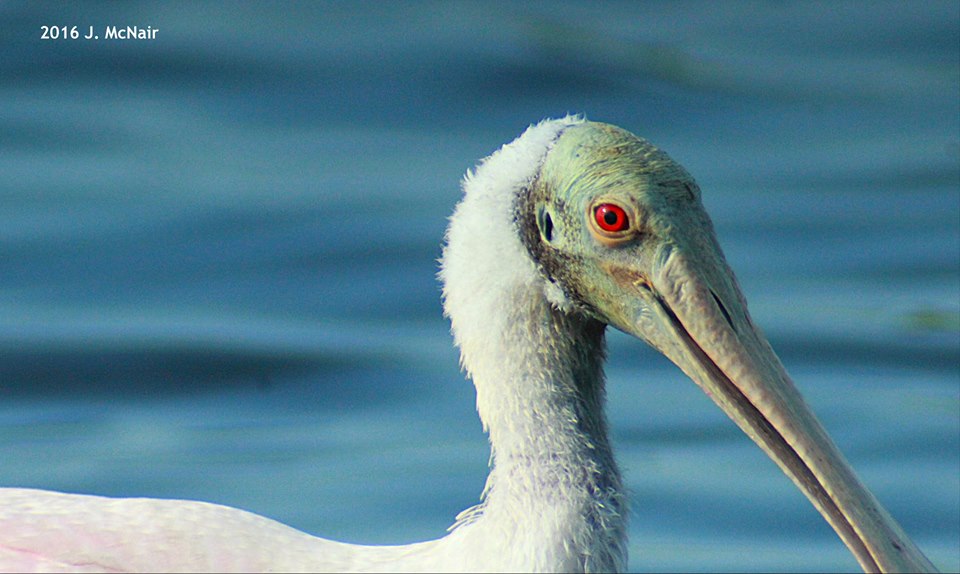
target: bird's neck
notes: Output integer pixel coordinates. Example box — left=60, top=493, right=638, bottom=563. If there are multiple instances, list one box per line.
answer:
left=449, top=284, right=626, bottom=572
left=474, top=288, right=614, bottom=467
left=436, top=115, right=623, bottom=570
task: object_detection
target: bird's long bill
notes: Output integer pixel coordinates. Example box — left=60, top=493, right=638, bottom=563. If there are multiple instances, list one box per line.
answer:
left=619, top=252, right=935, bottom=573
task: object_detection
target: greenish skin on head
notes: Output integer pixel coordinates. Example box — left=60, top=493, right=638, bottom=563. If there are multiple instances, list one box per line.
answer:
left=519, top=121, right=725, bottom=337
left=516, top=120, right=936, bottom=573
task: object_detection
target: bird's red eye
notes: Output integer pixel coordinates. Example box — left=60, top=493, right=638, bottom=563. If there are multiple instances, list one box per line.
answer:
left=594, top=204, right=629, bottom=232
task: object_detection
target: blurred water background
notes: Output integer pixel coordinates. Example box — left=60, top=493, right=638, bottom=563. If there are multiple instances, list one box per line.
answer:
left=1, top=2, right=958, bottom=572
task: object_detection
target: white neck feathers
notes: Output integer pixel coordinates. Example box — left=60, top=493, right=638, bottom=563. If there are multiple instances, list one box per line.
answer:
left=438, top=116, right=626, bottom=572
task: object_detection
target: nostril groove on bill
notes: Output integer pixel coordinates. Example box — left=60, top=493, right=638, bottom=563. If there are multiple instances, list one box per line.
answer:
left=711, top=290, right=736, bottom=333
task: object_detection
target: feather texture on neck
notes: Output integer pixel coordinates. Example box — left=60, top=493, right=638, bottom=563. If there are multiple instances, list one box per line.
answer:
left=439, top=116, right=626, bottom=572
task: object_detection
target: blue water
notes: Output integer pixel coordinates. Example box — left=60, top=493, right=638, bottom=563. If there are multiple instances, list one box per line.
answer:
left=1, top=2, right=958, bottom=572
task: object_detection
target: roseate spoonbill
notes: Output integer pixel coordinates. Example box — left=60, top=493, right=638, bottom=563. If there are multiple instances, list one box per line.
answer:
left=0, top=117, right=936, bottom=573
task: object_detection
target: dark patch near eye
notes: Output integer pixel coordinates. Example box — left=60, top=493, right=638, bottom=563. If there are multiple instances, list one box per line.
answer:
left=516, top=178, right=594, bottom=313
left=540, top=208, right=554, bottom=242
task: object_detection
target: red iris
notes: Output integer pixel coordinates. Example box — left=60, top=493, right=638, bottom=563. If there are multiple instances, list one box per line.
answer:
left=594, top=204, right=629, bottom=232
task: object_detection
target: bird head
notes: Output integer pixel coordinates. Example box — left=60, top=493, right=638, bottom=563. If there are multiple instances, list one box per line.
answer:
left=504, top=119, right=934, bottom=574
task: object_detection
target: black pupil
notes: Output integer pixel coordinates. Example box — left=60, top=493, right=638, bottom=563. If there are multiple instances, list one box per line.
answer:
left=543, top=212, right=553, bottom=241
left=604, top=210, right=619, bottom=226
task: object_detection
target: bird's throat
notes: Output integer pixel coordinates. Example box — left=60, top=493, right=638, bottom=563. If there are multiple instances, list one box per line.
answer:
left=458, top=286, right=627, bottom=571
